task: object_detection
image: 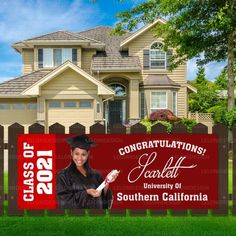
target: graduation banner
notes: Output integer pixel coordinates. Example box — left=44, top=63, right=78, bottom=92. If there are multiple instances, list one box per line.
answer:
left=17, top=134, right=218, bottom=210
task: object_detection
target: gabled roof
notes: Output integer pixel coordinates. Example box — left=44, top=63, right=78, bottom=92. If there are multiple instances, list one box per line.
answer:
left=77, top=26, right=141, bottom=72
left=21, top=61, right=114, bottom=96
left=23, top=30, right=103, bottom=44
left=77, top=26, right=132, bottom=56
left=12, top=30, right=105, bottom=52
left=0, top=62, right=115, bottom=97
left=0, top=70, right=51, bottom=96
left=120, top=18, right=166, bottom=48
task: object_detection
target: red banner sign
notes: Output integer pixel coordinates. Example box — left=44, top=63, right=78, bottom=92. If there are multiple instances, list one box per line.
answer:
left=18, top=134, right=218, bottom=209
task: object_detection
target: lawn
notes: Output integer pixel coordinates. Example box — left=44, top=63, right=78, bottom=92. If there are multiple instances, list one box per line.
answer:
left=0, top=214, right=236, bottom=236
left=0, top=160, right=235, bottom=236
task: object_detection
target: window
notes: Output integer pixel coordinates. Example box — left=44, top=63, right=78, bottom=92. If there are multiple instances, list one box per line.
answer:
left=39, top=48, right=77, bottom=68
left=109, top=84, right=126, bottom=97
left=140, top=91, right=146, bottom=119
left=172, top=91, right=177, bottom=115
left=12, top=104, right=25, bottom=110
left=150, top=42, right=166, bottom=69
left=0, top=104, right=10, bottom=110
left=48, top=101, right=61, bottom=108
left=27, top=103, right=37, bottom=110
left=53, top=49, right=62, bottom=66
left=151, top=91, right=167, bottom=113
left=64, top=101, right=77, bottom=108
left=79, top=101, right=92, bottom=108
left=43, top=48, right=53, bottom=68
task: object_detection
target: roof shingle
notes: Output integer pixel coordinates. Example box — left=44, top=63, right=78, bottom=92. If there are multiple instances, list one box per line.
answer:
left=141, top=75, right=180, bottom=87
left=15, top=30, right=104, bottom=44
left=0, top=70, right=51, bottom=95
left=77, top=26, right=141, bottom=71
left=77, top=26, right=132, bottom=56
left=92, top=56, right=141, bottom=71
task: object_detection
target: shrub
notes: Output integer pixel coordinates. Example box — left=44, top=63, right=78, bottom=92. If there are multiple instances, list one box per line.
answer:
left=140, top=119, right=172, bottom=134
left=141, top=110, right=197, bottom=133
left=175, top=118, right=197, bottom=133
left=149, top=109, right=180, bottom=122
left=207, top=104, right=227, bottom=124
left=224, top=108, right=236, bottom=130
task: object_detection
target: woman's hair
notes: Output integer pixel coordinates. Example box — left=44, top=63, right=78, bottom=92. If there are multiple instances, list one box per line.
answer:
left=71, top=147, right=92, bottom=174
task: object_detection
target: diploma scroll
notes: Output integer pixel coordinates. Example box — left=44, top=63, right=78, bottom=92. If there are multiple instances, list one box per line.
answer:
left=96, top=169, right=119, bottom=191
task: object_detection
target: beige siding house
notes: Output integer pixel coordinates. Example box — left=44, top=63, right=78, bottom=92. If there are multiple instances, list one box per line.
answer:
left=0, top=18, right=196, bottom=138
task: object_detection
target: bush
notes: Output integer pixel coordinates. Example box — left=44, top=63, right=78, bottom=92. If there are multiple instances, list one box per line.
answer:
left=140, top=119, right=172, bottom=134
left=141, top=110, right=197, bottom=133
left=224, top=108, right=236, bottom=130
left=175, top=118, right=197, bottom=133
left=207, top=103, right=227, bottom=124
left=207, top=104, right=236, bottom=129
left=149, top=109, right=180, bottom=122
left=140, top=118, right=197, bottom=134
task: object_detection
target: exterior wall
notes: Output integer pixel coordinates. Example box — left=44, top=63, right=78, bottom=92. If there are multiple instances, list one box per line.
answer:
left=0, top=98, right=37, bottom=141
left=22, top=49, right=34, bottom=75
left=34, top=45, right=82, bottom=71
left=40, top=68, right=102, bottom=131
left=41, top=68, right=97, bottom=96
left=46, top=100, right=94, bottom=133
left=176, top=86, right=187, bottom=117
left=127, top=28, right=187, bottom=118
left=128, top=28, right=186, bottom=83
left=81, top=49, right=96, bottom=74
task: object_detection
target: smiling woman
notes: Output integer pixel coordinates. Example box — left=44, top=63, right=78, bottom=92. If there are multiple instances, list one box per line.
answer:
left=56, top=134, right=118, bottom=209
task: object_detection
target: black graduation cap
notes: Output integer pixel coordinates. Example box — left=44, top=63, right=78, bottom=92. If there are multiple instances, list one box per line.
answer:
left=66, top=134, right=96, bottom=150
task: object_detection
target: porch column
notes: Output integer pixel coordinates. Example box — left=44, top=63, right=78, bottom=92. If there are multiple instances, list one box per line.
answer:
left=129, top=79, right=140, bottom=121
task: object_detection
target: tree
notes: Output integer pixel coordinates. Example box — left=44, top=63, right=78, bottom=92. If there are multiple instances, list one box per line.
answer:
left=195, top=66, right=207, bottom=86
left=215, top=63, right=236, bottom=90
left=189, top=83, right=221, bottom=113
left=115, top=0, right=236, bottom=112
left=188, top=66, right=221, bottom=113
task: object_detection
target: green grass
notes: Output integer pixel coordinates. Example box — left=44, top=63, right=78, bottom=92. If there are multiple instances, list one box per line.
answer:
left=0, top=214, right=236, bottom=236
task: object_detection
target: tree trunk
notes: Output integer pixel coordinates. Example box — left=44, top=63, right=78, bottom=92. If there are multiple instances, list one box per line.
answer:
left=227, top=0, right=235, bottom=111
left=227, top=31, right=235, bottom=111
left=227, top=32, right=234, bottom=152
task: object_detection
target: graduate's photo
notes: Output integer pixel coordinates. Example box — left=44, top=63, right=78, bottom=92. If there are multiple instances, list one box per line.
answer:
left=56, top=134, right=119, bottom=209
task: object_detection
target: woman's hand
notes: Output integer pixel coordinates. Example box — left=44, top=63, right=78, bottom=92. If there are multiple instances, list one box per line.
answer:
left=86, top=188, right=102, bottom=198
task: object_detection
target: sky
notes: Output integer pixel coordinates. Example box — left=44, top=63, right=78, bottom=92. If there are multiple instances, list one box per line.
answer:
left=0, top=0, right=226, bottom=83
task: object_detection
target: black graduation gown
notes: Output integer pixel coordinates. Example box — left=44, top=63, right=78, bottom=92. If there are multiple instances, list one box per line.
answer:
left=56, top=162, right=113, bottom=209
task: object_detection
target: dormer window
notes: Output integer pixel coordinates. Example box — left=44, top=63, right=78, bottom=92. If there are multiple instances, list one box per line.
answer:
left=150, top=42, right=166, bottom=69
left=38, top=48, right=77, bottom=68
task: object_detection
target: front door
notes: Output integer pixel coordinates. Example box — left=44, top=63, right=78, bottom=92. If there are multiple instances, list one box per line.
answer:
left=108, top=100, right=123, bottom=127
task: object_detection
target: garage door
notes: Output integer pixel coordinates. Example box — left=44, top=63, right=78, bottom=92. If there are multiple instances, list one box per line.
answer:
left=47, top=100, right=94, bottom=133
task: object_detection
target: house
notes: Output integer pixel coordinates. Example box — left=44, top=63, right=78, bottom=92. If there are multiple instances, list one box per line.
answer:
left=0, top=18, right=195, bottom=137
